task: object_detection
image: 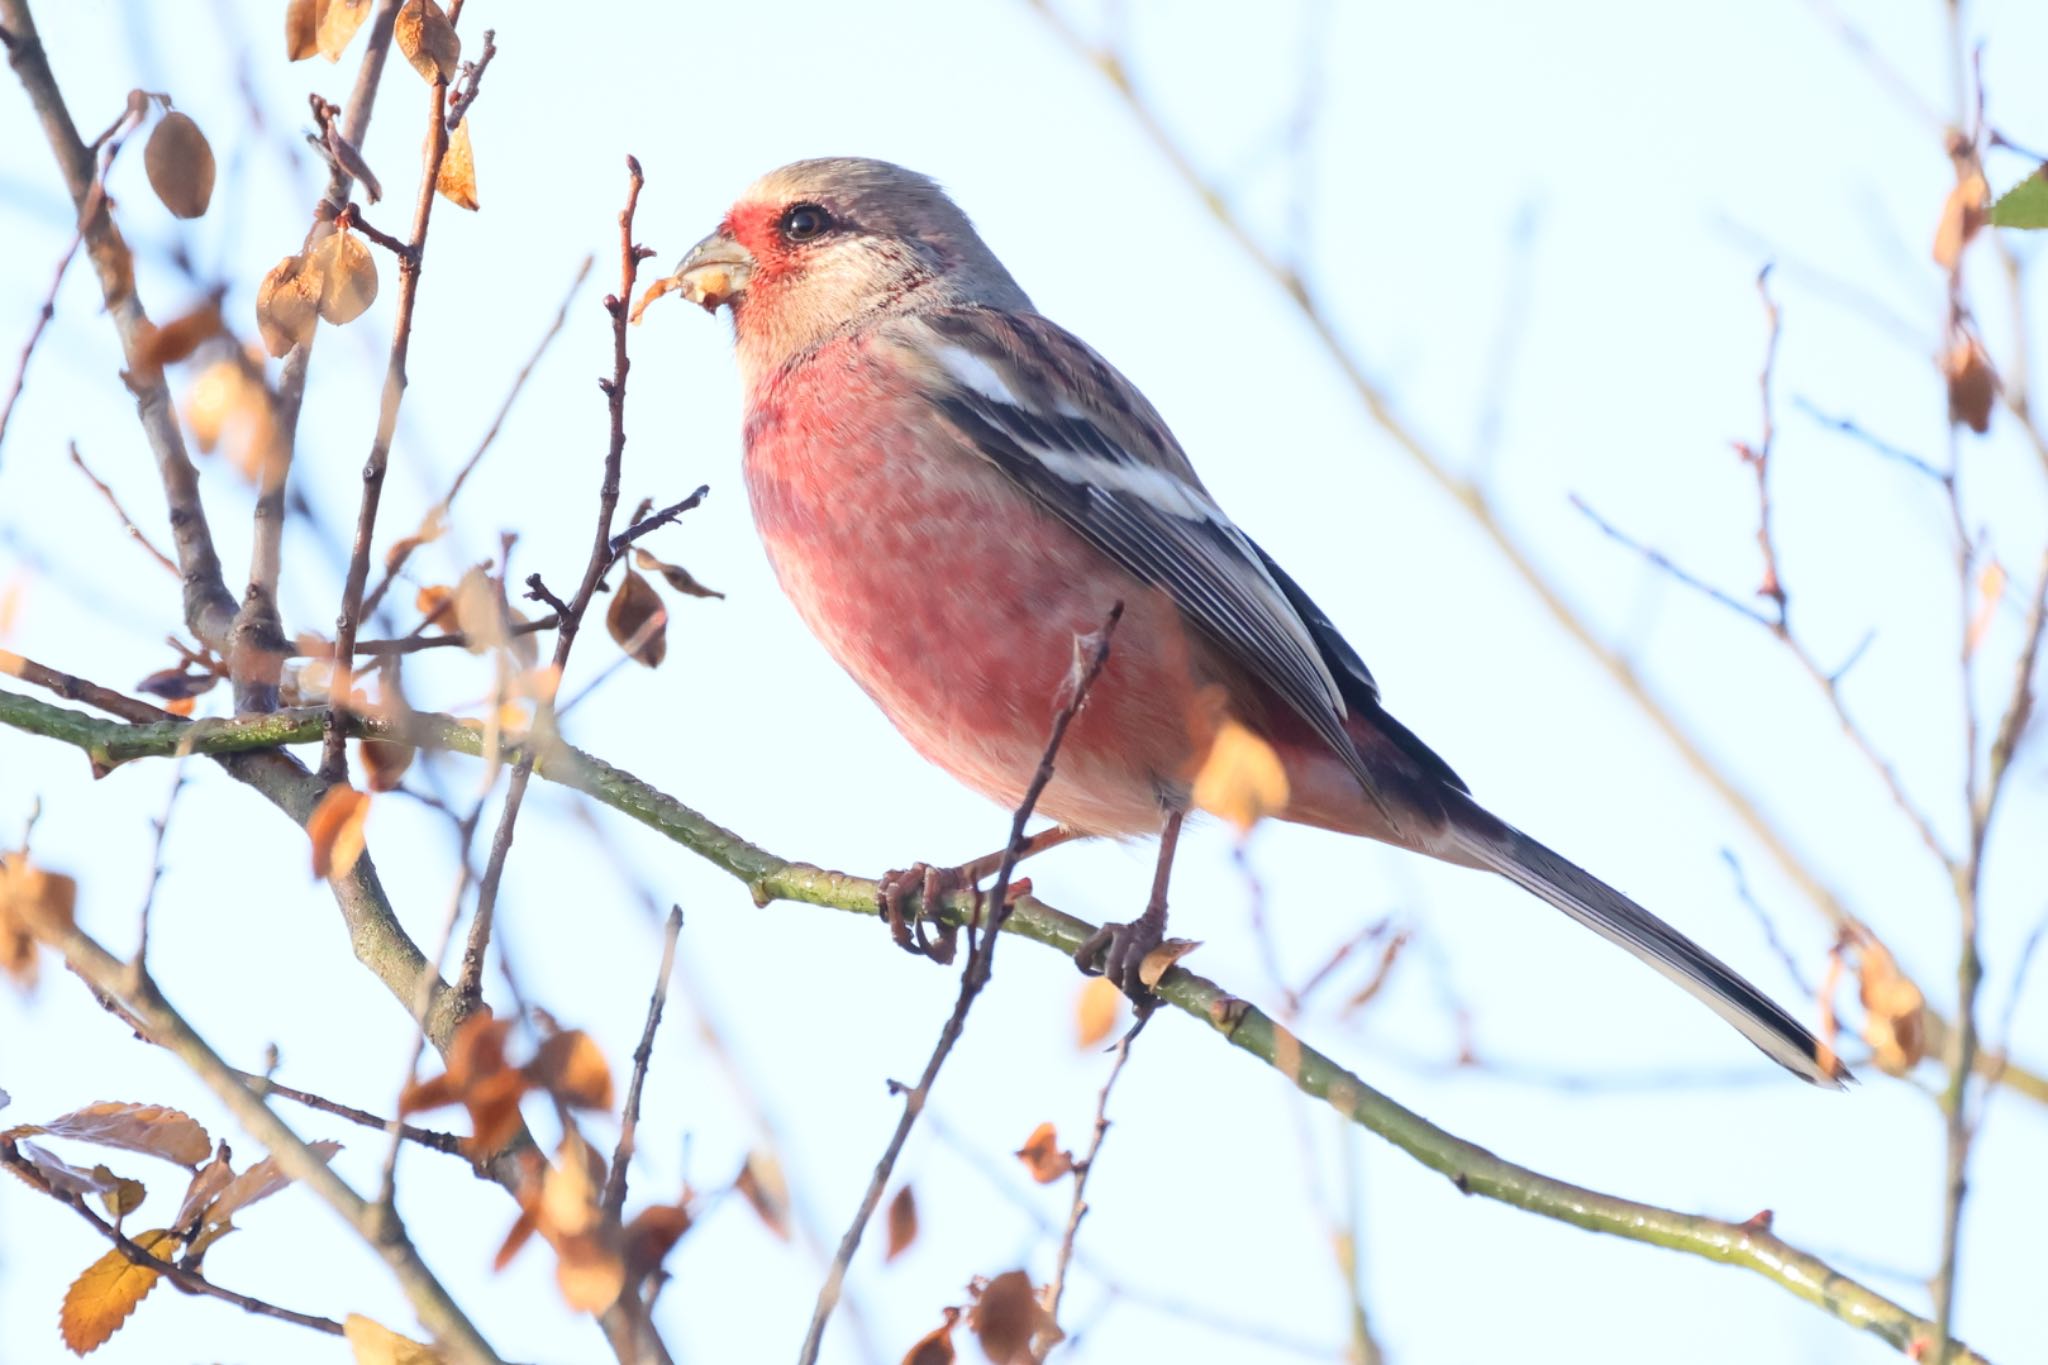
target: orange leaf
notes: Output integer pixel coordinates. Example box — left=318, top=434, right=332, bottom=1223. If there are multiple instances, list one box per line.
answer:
left=526, top=1030, right=615, bottom=1112
left=1074, top=975, right=1122, bottom=1049
left=284, top=0, right=320, bottom=61
left=344, top=1312, right=447, bottom=1364
left=1932, top=170, right=1989, bottom=271
left=1965, top=559, right=2006, bottom=658
left=884, top=1184, right=918, bottom=1262
left=899, top=1309, right=959, bottom=1365
left=307, top=784, right=370, bottom=880
left=623, top=1201, right=693, bottom=1279
left=394, top=0, right=460, bottom=83
left=11, top=1101, right=212, bottom=1167
left=60, top=1228, right=179, bottom=1354
left=1014, top=1122, right=1072, bottom=1184
left=1858, top=941, right=1927, bottom=1075
left=171, top=1142, right=234, bottom=1233
left=437, top=118, right=479, bottom=211
left=400, top=1015, right=531, bottom=1157
left=318, top=0, right=373, bottom=60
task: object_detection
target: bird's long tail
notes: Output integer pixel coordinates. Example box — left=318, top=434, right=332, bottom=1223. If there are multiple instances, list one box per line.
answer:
left=1443, top=795, right=1850, bottom=1088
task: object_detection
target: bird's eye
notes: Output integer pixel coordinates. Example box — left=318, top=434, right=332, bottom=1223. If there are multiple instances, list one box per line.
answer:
left=780, top=203, right=832, bottom=243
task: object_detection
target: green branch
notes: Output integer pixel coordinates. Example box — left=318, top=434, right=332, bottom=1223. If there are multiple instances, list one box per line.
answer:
left=0, top=689, right=1997, bottom=1363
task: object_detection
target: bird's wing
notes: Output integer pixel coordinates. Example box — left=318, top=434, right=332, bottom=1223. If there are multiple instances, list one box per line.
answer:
left=908, top=306, right=1394, bottom=816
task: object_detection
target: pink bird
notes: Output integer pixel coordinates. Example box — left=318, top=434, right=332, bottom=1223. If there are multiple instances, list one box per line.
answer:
left=675, top=157, right=1846, bottom=1087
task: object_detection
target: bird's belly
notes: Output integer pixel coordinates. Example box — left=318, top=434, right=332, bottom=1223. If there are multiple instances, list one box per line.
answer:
left=744, top=399, right=1206, bottom=836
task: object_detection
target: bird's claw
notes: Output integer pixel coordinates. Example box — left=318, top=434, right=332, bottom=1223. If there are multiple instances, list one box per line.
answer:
left=1074, top=914, right=1166, bottom=1001
left=878, top=863, right=962, bottom=964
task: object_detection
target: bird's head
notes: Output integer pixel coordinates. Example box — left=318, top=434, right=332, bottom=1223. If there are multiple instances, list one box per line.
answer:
left=674, top=158, right=1031, bottom=374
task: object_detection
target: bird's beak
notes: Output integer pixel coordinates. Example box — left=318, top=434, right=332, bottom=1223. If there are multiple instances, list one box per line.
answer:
left=674, top=229, right=755, bottom=312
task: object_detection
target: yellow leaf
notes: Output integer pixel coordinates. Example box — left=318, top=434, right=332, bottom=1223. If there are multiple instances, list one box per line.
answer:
left=9, top=1101, right=212, bottom=1166
left=437, top=117, right=479, bottom=211
left=1191, top=717, right=1289, bottom=835
left=143, top=111, right=214, bottom=219
left=1074, top=975, right=1122, bottom=1050
left=344, top=1313, right=447, bottom=1365
left=307, top=784, right=370, bottom=880
left=394, top=0, right=461, bottom=83
left=318, top=0, right=373, bottom=60
left=1137, top=937, right=1201, bottom=989
left=60, top=1228, right=179, bottom=1354
left=255, top=252, right=324, bottom=357
left=284, top=0, right=320, bottom=60
left=311, top=229, right=379, bottom=325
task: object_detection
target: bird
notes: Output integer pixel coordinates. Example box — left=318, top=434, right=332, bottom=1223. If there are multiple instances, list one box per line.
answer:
left=670, top=156, right=1847, bottom=1087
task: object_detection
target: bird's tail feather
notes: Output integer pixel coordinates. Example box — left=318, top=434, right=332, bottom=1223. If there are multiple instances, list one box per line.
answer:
left=1445, top=799, right=1850, bottom=1088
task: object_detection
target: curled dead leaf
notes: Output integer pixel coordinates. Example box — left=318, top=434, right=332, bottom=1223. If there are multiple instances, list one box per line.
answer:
left=735, top=1150, right=791, bottom=1240
left=311, top=229, right=379, bottom=325
left=400, top=1015, right=531, bottom=1157
left=1933, top=170, right=1989, bottom=272
left=143, top=110, right=214, bottom=219
left=136, top=299, right=225, bottom=369
left=60, top=1228, right=180, bottom=1354
left=6, top=1101, right=211, bottom=1167
left=605, top=567, right=668, bottom=667
left=256, top=252, right=325, bottom=357
left=437, top=117, right=479, bottom=211
left=394, top=0, right=461, bottom=82
left=1858, top=941, right=1926, bottom=1075
left=969, top=1270, right=1059, bottom=1364
left=1944, top=338, right=1996, bottom=434
left=1014, top=1122, right=1072, bottom=1184
left=526, top=1030, right=615, bottom=1112
left=284, top=0, right=320, bottom=60
left=633, top=548, right=724, bottom=599
left=1137, top=937, right=1201, bottom=989
left=900, top=1309, right=960, bottom=1365
left=622, top=1201, right=693, bottom=1280
left=885, top=1184, right=918, bottom=1262
left=307, top=783, right=370, bottom=881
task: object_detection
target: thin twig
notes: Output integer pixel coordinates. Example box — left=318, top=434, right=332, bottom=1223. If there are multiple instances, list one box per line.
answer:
left=234, top=1070, right=467, bottom=1157
left=604, top=904, right=683, bottom=1220
left=0, top=226, right=82, bottom=458
left=454, top=157, right=655, bottom=1005
left=1037, top=1011, right=1150, bottom=1356
left=798, top=604, right=1121, bottom=1365
left=68, top=442, right=177, bottom=575
left=0, top=1145, right=344, bottom=1336
left=362, top=254, right=594, bottom=619
left=319, top=14, right=459, bottom=775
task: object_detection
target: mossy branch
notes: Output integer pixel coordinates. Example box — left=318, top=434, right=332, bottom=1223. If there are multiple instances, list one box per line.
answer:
left=0, top=688, right=1995, bottom=1363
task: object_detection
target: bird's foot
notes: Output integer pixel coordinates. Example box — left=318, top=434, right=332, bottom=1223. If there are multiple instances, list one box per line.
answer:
left=876, top=863, right=1039, bottom=966
left=1074, top=912, right=1166, bottom=1001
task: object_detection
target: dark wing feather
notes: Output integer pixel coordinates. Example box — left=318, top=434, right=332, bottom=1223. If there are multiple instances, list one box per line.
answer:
left=916, top=307, right=1401, bottom=820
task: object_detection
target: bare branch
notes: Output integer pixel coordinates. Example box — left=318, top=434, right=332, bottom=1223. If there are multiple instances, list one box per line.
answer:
left=604, top=904, right=683, bottom=1220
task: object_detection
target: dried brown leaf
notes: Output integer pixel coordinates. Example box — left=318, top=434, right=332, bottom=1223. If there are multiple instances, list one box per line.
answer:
left=622, top=1201, right=693, bottom=1279
left=9, top=1141, right=125, bottom=1199
left=361, top=738, right=415, bottom=793
left=136, top=299, right=225, bottom=368
left=969, top=1270, right=1058, bottom=1364
left=394, top=0, right=461, bottom=82
left=144, top=111, right=214, bottom=219
left=451, top=566, right=509, bottom=653
left=60, top=1228, right=179, bottom=1354
left=1074, top=975, right=1122, bottom=1050
left=344, top=1313, right=447, bottom=1365
left=135, top=667, right=218, bottom=701
left=202, top=1139, right=342, bottom=1230
left=0, top=854, right=77, bottom=982
left=1013, top=1122, right=1072, bottom=1184
left=1859, top=941, right=1927, bottom=1075
left=317, top=0, right=373, bottom=60
left=735, top=1150, right=791, bottom=1240
left=526, top=1030, right=615, bottom=1112
left=99, top=1171, right=148, bottom=1221
left=900, top=1310, right=959, bottom=1365
left=1944, top=338, right=1996, bottom=434
left=7, top=1101, right=210, bottom=1167
left=884, top=1183, right=918, bottom=1262
left=437, top=117, right=478, bottom=211
left=184, top=360, right=279, bottom=485
left=311, top=229, right=379, bottom=325
left=284, top=0, right=320, bottom=60
left=307, top=784, right=370, bottom=880
left=634, top=548, right=725, bottom=599
left=605, top=567, right=668, bottom=667
left=400, top=1015, right=531, bottom=1157
left=171, top=1142, right=234, bottom=1233
left=256, top=252, right=324, bottom=357
left=1137, top=937, right=1201, bottom=990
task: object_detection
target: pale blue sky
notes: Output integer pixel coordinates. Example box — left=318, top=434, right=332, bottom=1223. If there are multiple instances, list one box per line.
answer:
left=2, top=2, right=2045, bottom=1363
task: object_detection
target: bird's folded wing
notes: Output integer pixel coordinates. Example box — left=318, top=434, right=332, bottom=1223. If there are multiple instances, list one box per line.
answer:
left=906, top=307, right=1391, bottom=815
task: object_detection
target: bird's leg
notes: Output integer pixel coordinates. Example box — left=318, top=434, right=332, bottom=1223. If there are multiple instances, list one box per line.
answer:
left=878, top=825, right=1087, bottom=964
left=1075, top=807, right=1185, bottom=999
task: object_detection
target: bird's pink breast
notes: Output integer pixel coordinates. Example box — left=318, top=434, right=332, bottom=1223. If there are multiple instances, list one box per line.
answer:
left=740, top=333, right=1208, bottom=836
